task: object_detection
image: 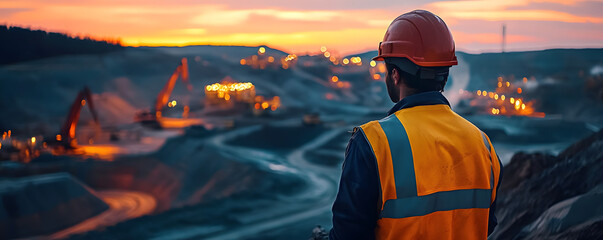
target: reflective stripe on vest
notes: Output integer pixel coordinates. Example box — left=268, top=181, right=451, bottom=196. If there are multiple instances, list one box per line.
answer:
left=378, top=114, right=416, bottom=199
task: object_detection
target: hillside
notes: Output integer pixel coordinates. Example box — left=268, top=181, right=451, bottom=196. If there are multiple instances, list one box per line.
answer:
left=351, top=49, right=603, bottom=121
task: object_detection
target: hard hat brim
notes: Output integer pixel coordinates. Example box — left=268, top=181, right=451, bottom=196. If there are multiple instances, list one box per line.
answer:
left=372, top=56, right=385, bottom=61
left=373, top=54, right=458, bottom=67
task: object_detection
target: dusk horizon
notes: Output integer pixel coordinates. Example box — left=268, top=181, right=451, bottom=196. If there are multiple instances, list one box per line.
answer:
left=2, top=0, right=602, bottom=54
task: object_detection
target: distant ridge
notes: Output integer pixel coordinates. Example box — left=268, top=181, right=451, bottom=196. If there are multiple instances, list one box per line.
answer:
left=346, top=48, right=603, bottom=61
left=0, top=25, right=123, bottom=65
left=149, top=45, right=290, bottom=59
left=346, top=48, right=603, bottom=84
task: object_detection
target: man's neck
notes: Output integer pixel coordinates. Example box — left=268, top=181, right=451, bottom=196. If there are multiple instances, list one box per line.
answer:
left=399, top=87, right=421, bottom=101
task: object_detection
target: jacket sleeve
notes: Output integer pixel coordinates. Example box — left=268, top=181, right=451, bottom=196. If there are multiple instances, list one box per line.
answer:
left=329, top=129, right=380, bottom=240
left=488, top=153, right=504, bottom=236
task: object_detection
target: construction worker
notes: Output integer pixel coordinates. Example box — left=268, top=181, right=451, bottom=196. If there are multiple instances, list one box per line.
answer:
left=329, top=10, right=502, bottom=240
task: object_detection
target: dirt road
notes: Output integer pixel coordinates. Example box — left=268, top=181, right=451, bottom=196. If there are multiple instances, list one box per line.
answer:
left=50, top=190, right=156, bottom=239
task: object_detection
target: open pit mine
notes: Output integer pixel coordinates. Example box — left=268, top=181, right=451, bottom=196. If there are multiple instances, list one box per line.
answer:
left=1, top=45, right=602, bottom=239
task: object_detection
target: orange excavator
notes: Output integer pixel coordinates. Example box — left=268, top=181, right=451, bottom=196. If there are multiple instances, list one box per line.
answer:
left=136, top=58, right=191, bottom=127
left=55, top=86, right=99, bottom=148
left=0, top=87, right=97, bottom=161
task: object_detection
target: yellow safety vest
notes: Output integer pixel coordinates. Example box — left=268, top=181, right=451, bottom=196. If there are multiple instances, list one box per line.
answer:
left=360, top=104, right=502, bottom=240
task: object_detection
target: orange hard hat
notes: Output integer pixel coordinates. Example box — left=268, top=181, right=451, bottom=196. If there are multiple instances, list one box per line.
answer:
left=373, top=10, right=457, bottom=67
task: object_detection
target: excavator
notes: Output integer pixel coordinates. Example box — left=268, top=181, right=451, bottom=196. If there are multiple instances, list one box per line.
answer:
left=30, top=87, right=100, bottom=150
left=136, top=58, right=192, bottom=128
left=0, top=87, right=99, bottom=162
left=51, top=86, right=99, bottom=149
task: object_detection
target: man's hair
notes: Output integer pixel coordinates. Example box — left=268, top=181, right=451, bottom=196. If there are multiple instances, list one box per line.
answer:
left=385, top=60, right=449, bottom=92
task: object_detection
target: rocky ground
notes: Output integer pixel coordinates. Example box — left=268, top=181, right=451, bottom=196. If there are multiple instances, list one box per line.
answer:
left=492, top=130, right=603, bottom=239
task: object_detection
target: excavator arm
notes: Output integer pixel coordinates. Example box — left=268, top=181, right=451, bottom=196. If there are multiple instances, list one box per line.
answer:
left=59, top=87, right=99, bottom=147
left=154, top=58, right=191, bottom=117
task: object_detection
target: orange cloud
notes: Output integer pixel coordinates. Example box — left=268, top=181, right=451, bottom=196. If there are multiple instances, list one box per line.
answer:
left=533, top=0, right=588, bottom=5
left=431, top=0, right=603, bottom=23
left=445, top=10, right=603, bottom=23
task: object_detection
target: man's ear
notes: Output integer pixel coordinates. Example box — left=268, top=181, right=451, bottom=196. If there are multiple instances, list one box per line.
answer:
left=392, top=68, right=402, bottom=85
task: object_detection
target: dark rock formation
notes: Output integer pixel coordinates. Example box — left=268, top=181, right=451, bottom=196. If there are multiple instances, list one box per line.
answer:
left=0, top=173, right=109, bottom=239
left=492, top=130, right=603, bottom=239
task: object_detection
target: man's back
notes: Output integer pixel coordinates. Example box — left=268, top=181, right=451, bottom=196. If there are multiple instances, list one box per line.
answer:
left=361, top=101, right=500, bottom=239
left=330, top=92, right=502, bottom=240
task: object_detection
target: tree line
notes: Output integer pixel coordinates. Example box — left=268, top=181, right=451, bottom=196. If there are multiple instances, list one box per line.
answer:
left=0, top=25, right=123, bottom=65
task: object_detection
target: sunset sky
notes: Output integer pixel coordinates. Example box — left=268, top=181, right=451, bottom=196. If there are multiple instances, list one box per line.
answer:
left=1, top=0, right=602, bottom=54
